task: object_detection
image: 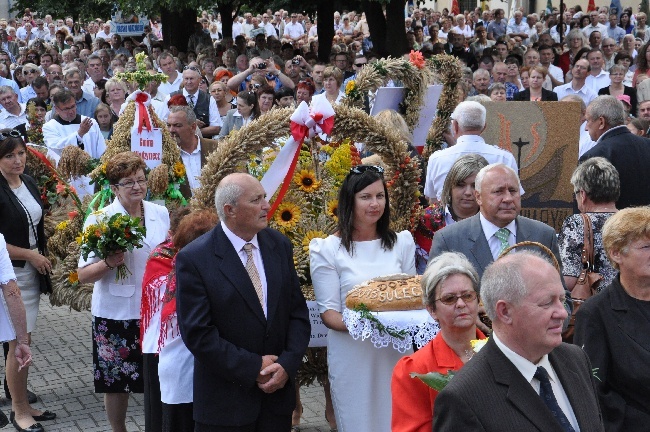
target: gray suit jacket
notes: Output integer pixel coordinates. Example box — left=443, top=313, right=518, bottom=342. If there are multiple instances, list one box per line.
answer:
left=218, top=108, right=246, bottom=138
left=430, top=213, right=561, bottom=278
left=434, top=338, right=605, bottom=431
left=430, top=213, right=572, bottom=315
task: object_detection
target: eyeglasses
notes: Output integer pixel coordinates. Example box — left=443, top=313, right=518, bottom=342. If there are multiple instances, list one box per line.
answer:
left=436, top=291, right=478, bottom=306
left=350, top=165, right=384, bottom=176
left=354, top=62, right=367, bottom=67
left=116, top=179, right=147, bottom=189
left=183, top=66, right=201, bottom=73
left=0, top=129, right=21, bottom=141
left=23, top=70, right=38, bottom=75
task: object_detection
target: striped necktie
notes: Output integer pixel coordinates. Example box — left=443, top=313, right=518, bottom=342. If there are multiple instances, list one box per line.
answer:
left=243, top=243, right=264, bottom=308
left=495, top=227, right=510, bottom=256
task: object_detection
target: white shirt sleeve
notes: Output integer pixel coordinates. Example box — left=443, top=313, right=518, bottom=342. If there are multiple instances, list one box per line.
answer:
left=208, top=96, right=222, bottom=127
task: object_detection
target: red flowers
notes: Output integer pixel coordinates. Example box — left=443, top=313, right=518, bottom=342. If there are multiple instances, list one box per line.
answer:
left=409, top=50, right=425, bottom=70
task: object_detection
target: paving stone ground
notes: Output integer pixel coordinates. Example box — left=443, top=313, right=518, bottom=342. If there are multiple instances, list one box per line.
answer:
left=1, top=301, right=332, bottom=431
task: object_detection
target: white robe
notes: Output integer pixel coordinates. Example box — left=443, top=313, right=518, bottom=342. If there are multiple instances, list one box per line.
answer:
left=43, top=115, right=106, bottom=200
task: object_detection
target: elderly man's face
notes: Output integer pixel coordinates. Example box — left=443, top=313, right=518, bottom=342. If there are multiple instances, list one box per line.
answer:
left=475, top=166, right=521, bottom=227
left=473, top=73, right=490, bottom=91
left=183, top=69, right=201, bottom=93
left=493, top=64, right=508, bottom=83
left=225, top=175, right=270, bottom=240
left=504, top=258, right=567, bottom=363
left=166, top=110, right=195, bottom=145
left=639, top=102, right=650, bottom=120
left=0, top=91, right=18, bottom=111
left=55, top=96, right=77, bottom=122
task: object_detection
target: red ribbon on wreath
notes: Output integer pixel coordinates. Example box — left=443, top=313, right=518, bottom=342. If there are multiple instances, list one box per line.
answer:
left=135, top=92, right=153, bottom=133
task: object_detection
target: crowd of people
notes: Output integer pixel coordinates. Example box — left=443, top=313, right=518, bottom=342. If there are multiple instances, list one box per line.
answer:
left=0, top=4, right=648, bottom=432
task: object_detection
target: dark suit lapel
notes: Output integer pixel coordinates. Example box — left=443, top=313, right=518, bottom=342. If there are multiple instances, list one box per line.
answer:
left=258, top=229, right=280, bottom=327
left=486, top=338, right=564, bottom=432
left=213, top=226, right=266, bottom=325
left=549, top=347, right=591, bottom=430
left=468, top=215, right=493, bottom=274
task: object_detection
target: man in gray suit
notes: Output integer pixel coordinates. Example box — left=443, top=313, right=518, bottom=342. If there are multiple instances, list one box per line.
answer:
left=430, top=162, right=571, bottom=314
left=434, top=252, right=604, bottom=431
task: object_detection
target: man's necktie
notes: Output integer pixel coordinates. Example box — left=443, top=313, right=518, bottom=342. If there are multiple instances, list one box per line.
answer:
left=495, top=227, right=510, bottom=256
left=535, top=366, right=576, bottom=432
left=188, top=94, right=195, bottom=109
left=243, top=243, right=264, bottom=308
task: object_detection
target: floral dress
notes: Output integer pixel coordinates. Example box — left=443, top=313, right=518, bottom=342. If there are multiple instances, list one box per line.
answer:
left=558, top=212, right=617, bottom=292
left=414, top=202, right=446, bottom=274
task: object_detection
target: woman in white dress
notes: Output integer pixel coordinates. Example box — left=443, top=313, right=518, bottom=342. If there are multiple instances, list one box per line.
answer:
left=310, top=165, right=416, bottom=432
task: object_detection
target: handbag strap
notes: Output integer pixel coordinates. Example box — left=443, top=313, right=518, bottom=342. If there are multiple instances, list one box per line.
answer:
left=580, top=213, right=595, bottom=271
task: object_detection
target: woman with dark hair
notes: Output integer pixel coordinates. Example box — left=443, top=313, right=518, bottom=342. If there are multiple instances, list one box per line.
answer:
left=0, top=129, right=56, bottom=432
left=25, top=98, right=47, bottom=123
left=12, top=66, right=26, bottom=89
left=274, top=86, right=295, bottom=108
left=310, top=165, right=416, bottom=432
left=218, top=90, right=259, bottom=138
left=77, top=152, right=169, bottom=432
left=559, top=157, right=619, bottom=292
left=256, top=85, right=274, bottom=114
left=391, top=252, right=486, bottom=432
left=627, top=117, right=650, bottom=136
left=619, top=13, right=634, bottom=34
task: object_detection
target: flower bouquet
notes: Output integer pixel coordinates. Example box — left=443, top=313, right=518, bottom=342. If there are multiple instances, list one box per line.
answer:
left=78, top=213, right=146, bottom=281
left=410, top=338, right=488, bottom=391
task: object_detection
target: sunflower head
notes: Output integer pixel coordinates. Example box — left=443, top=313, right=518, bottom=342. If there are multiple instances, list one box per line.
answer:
left=302, top=230, right=328, bottom=253
left=274, top=202, right=302, bottom=229
left=327, top=200, right=339, bottom=221
left=68, top=271, right=79, bottom=285
left=172, top=161, right=186, bottom=179
left=293, top=169, right=321, bottom=193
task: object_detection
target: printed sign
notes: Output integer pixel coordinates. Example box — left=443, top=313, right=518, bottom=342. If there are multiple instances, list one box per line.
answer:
left=110, top=8, right=149, bottom=36
left=131, top=127, right=163, bottom=169
left=307, top=300, right=328, bottom=347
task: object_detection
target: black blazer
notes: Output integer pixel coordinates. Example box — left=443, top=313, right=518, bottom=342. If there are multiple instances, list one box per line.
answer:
left=0, top=173, right=45, bottom=268
left=434, top=338, right=605, bottom=431
left=513, top=88, right=559, bottom=101
left=574, top=276, right=650, bottom=431
left=579, top=127, right=650, bottom=209
left=176, top=224, right=310, bottom=427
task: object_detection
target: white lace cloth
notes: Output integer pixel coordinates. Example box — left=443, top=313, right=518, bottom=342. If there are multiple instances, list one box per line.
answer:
left=343, top=308, right=440, bottom=353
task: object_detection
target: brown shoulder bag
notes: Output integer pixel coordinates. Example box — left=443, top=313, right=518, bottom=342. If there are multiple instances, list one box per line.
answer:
left=562, top=213, right=603, bottom=343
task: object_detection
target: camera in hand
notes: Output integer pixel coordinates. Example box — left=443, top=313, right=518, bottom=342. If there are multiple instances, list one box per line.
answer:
left=257, top=62, right=267, bottom=69
left=292, top=58, right=300, bottom=65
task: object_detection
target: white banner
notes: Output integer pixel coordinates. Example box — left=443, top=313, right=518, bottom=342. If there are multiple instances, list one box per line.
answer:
left=131, top=127, right=163, bottom=169
left=307, top=300, right=328, bottom=347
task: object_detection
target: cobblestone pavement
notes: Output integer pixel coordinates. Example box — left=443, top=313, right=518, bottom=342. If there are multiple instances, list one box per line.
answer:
left=0, top=301, right=332, bottom=431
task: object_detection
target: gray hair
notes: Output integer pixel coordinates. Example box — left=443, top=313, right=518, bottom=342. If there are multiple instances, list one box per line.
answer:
left=169, top=105, right=197, bottom=123
left=214, top=181, right=243, bottom=221
left=451, top=101, right=486, bottom=131
left=473, top=68, right=489, bottom=80
left=481, top=251, right=551, bottom=320
left=0, top=85, right=16, bottom=97
left=422, top=252, right=479, bottom=310
left=586, top=95, right=626, bottom=127
left=440, top=153, right=489, bottom=209
left=571, top=156, right=620, bottom=204
left=560, top=94, right=586, bottom=115
left=466, top=95, right=492, bottom=103
left=63, top=67, right=81, bottom=81
left=475, top=163, right=520, bottom=194
left=566, top=28, right=588, bottom=47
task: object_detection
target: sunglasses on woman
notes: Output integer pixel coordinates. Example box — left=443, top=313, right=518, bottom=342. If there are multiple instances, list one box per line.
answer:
left=350, top=165, right=384, bottom=176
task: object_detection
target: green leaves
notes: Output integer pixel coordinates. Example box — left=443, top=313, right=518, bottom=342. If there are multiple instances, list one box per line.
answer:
left=353, top=303, right=408, bottom=339
left=409, top=370, right=456, bottom=391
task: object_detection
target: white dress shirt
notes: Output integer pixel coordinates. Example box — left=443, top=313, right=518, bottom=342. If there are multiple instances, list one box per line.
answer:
left=179, top=140, right=202, bottom=191
left=182, top=88, right=222, bottom=128
left=479, top=213, right=517, bottom=260
left=158, top=72, right=182, bottom=95
left=493, top=332, right=580, bottom=431
left=553, top=82, right=597, bottom=106
left=221, top=221, right=268, bottom=317
left=0, top=103, right=27, bottom=130
left=424, top=134, right=523, bottom=201
left=585, top=70, right=611, bottom=93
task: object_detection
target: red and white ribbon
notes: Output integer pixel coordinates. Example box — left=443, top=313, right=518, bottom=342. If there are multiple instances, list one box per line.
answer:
left=261, top=100, right=335, bottom=219
left=126, top=90, right=153, bottom=133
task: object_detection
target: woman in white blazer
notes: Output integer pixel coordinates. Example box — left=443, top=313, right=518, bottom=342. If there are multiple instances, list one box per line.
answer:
left=78, top=152, right=170, bottom=432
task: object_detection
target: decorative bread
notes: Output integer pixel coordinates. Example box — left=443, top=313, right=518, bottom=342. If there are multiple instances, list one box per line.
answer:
left=345, top=274, right=424, bottom=311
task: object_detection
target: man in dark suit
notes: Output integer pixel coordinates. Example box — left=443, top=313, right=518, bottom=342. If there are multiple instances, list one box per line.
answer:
left=434, top=252, right=605, bottom=431
left=176, top=172, right=310, bottom=432
left=430, top=162, right=572, bottom=317
left=166, top=105, right=219, bottom=199
left=580, top=95, right=650, bottom=209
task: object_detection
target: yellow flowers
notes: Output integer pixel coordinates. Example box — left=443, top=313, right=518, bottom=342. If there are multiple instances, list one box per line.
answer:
left=345, top=80, right=356, bottom=95
left=302, top=230, right=327, bottom=252
left=470, top=338, right=488, bottom=353
left=327, top=200, right=339, bottom=221
left=172, top=161, right=186, bottom=179
left=68, top=271, right=79, bottom=285
left=56, top=220, right=69, bottom=231
left=294, top=169, right=321, bottom=193
left=275, top=202, right=302, bottom=229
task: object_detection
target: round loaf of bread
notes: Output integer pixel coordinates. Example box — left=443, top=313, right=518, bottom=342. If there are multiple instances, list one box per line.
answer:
left=345, top=274, right=424, bottom=312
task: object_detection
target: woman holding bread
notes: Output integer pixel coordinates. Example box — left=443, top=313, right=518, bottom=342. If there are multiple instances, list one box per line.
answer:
left=310, top=165, right=416, bottom=432
left=391, top=252, right=486, bottom=432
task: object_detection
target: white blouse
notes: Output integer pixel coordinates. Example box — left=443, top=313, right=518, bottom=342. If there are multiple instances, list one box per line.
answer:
left=79, top=199, right=170, bottom=320
left=0, top=234, right=18, bottom=342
